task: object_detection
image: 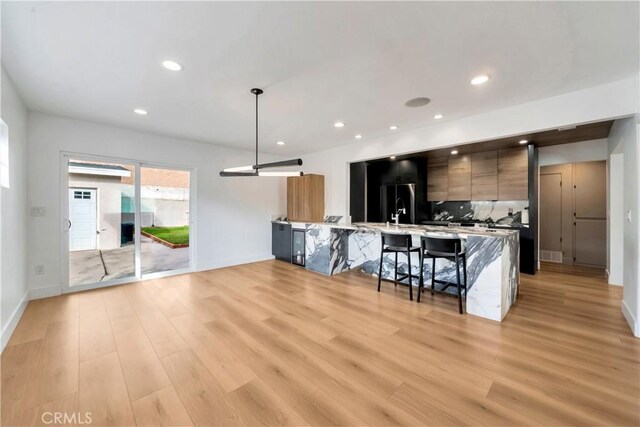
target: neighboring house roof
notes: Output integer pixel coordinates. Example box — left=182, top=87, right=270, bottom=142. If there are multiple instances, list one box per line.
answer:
left=68, top=162, right=132, bottom=177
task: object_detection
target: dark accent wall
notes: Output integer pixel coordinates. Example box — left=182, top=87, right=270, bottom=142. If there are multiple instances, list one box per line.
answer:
left=348, top=150, right=537, bottom=275
left=349, top=162, right=366, bottom=222
left=364, top=157, right=427, bottom=224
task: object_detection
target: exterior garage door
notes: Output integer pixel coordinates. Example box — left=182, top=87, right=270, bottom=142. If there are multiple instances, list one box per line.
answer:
left=69, top=188, right=97, bottom=251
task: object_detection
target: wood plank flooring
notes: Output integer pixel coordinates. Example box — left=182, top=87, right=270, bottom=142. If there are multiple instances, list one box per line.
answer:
left=2, top=260, right=638, bottom=426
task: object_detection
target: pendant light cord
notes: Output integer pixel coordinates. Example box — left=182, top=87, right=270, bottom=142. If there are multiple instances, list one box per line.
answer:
left=219, top=88, right=303, bottom=177
left=255, top=90, right=259, bottom=167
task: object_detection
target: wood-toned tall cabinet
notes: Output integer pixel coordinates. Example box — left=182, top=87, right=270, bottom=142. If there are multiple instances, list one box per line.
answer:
left=471, top=151, right=498, bottom=200
left=287, top=174, right=325, bottom=222
left=498, top=147, right=528, bottom=200
left=427, top=157, right=448, bottom=201
left=447, top=155, right=471, bottom=201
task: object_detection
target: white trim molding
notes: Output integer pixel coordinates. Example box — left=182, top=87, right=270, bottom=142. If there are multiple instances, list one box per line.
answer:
left=197, top=253, right=275, bottom=272
left=29, top=284, right=62, bottom=300
left=1, top=290, right=29, bottom=352
left=621, top=299, right=639, bottom=337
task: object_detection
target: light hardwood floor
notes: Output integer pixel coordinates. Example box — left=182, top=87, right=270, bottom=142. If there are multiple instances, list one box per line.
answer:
left=2, top=260, right=638, bottom=426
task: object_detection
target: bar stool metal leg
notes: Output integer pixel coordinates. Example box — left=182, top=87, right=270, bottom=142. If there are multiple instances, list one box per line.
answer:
left=377, top=248, right=383, bottom=292
left=455, top=252, right=463, bottom=314
left=407, top=248, right=413, bottom=301
left=418, top=252, right=423, bottom=303
left=463, top=255, right=468, bottom=294
left=430, top=257, right=436, bottom=295
left=394, top=252, right=398, bottom=285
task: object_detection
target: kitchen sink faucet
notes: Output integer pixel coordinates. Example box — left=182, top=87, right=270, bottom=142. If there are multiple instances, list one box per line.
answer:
left=391, top=197, right=406, bottom=225
left=391, top=207, right=406, bottom=225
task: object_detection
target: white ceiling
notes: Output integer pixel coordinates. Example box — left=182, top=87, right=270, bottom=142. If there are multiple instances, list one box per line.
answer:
left=2, top=2, right=638, bottom=154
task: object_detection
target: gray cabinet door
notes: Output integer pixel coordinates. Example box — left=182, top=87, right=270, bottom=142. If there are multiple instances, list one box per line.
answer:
left=573, top=160, right=606, bottom=267
left=575, top=161, right=606, bottom=218
left=574, top=219, right=606, bottom=267
left=540, top=173, right=562, bottom=252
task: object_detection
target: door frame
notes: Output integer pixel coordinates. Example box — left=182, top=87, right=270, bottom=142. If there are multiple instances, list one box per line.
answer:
left=60, top=152, right=197, bottom=294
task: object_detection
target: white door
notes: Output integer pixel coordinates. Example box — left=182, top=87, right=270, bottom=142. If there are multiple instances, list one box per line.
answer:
left=69, top=188, right=97, bottom=251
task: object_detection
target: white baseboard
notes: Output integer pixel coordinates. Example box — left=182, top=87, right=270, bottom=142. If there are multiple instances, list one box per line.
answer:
left=621, top=299, right=639, bottom=337
left=1, top=290, right=29, bottom=352
left=29, top=285, right=62, bottom=300
left=197, top=253, right=275, bottom=272
left=606, top=270, right=623, bottom=286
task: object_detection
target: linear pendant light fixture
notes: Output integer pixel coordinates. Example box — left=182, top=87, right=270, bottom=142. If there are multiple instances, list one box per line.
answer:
left=220, top=88, right=303, bottom=177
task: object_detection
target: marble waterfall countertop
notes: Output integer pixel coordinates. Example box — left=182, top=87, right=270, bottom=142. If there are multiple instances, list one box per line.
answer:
left=274, top=220, right=519, bottom=237
left=272, top=221, right=519, bottom=322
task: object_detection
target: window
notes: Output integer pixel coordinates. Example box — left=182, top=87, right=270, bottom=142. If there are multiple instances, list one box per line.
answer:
left=0, top=119, right=8, bottom=188
left=73, top=190, right=92, bottom=199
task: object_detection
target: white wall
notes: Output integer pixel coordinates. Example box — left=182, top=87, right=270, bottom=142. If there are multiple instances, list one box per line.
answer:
left=0, top=68, right=29, bottom=350
left=27, top=112, right=286, bottom=298
left=538, top=139, right=609, bottom=166
left=608, top=117, right=640, bottom=337
left=609, top=153, right=624, bottom=286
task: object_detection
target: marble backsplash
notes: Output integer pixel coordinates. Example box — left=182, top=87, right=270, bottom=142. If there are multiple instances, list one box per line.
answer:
left=430, top=201, right=529, bottom=226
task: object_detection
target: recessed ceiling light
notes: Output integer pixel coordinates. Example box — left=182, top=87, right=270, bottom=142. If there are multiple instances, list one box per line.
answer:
left=404, top=97, right=431, bottom=108
left=162, top=60, right=182, bottom=71
left=390, top=156, right=396, bottom=160
left=470, top=74, right=490, bottom=85
left=451, top=150, right=458, bottom=155
left=133, top=109, right=148, bottom=115
left=355, top=134, right=362, bottom=139
left=276, top=140, right=285, bottom=146
left=334, top=121, right=345, bottom=128
left=519, top=139, right=528, bottom=145
left=389, top=125, right=398, bottom=130
left=433, top=114, right=444, bottom=120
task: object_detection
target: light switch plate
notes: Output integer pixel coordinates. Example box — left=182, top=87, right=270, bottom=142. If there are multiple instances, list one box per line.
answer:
left=31, top=207, right=46, bottom=216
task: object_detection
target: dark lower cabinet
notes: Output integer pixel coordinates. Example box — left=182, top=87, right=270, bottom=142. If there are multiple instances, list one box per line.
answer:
left=272, top=223, right=292, bottom=262
left=520, top=228, right=536, bottom=275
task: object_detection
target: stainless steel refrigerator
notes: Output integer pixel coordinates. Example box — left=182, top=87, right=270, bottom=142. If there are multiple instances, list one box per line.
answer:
left=380, top=183, right=416, bottom=224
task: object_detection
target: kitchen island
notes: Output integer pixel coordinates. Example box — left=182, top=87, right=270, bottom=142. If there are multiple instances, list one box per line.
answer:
left=272, top=221, right=519, bottom=321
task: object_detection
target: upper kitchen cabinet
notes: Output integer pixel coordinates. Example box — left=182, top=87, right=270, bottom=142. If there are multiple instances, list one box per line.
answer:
left=427, top=157, right=448, bottom=201
left=447, top=155, right=471, bottom=201
left=287, top=174, right=325, bottom=222
left=471, top=151, right=498, bottom=200
left=498, top=147, right=528, bottom=200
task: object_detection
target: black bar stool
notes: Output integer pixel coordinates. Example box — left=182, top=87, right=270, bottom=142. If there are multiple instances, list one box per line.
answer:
left=377, top=233, right=421, bottom=301
left=418, top=236, right=467, bottom=313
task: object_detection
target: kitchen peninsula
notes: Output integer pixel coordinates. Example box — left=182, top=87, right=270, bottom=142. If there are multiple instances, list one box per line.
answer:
left=272, top=220, right=519, bottom=322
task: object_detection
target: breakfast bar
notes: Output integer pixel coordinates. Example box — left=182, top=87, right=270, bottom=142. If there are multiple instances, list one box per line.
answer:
left=273, top=220, right=519, bottom=322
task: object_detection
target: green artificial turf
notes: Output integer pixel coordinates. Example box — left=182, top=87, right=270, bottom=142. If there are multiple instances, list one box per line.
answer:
left=142, top=226, right=189, bottom=245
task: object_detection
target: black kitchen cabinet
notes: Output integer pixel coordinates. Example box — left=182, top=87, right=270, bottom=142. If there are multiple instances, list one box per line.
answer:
left=272, top=222, right=292, bottom=262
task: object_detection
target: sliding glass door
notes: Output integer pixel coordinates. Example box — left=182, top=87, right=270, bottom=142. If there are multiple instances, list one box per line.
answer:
left=67, top=158, right=136, bottom=286
left=63, top=154, right=193, bottom=290
left=140, top=166, right=191, bottom=275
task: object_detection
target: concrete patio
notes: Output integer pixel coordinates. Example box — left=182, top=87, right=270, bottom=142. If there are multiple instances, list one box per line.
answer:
left=69, top=235, right=189, bottom=285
